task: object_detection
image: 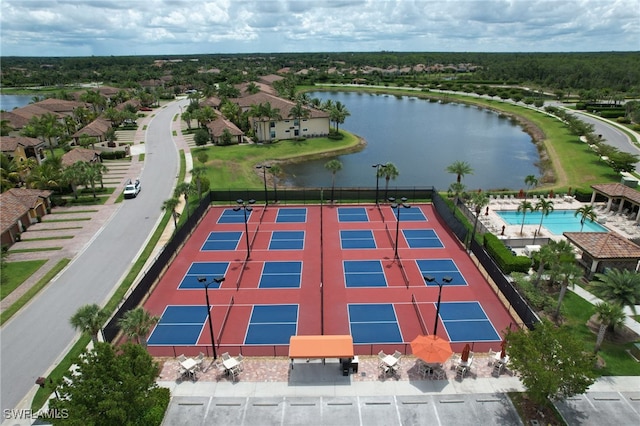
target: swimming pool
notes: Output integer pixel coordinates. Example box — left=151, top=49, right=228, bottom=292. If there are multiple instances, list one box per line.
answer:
left=496, top=210, right=608, bottom=235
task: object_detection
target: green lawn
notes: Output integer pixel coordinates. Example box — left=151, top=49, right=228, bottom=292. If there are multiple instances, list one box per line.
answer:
left=193, top=133, right=361, bottom=189
left=1, top=259, right=47, bottom=300
left=562, top=291, right=639, bottom=376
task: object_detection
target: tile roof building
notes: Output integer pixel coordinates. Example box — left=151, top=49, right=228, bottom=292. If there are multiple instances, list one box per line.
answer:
left=564, top=231, right=640, bottom=279
left=0, top=188, right=53, bottom=247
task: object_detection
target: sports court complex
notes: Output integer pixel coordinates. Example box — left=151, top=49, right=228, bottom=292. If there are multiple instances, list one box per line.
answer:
left=143, top=202, right=517, bottom=357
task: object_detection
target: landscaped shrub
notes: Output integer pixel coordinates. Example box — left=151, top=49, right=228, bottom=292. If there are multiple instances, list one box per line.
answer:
left=100, top=151, right=127, bottom=160
left=484, top=233, right=531, bottom=274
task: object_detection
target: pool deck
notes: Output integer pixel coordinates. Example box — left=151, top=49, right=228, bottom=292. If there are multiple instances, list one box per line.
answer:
left=482, top=196, right=640, bottom=243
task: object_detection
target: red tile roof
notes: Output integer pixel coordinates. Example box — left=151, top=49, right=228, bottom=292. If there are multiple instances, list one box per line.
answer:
left=0, top=188, right=53, bottom=233
left=231, top=92, right=328, bottom=119
left=564, top=232, right=640, bottom=259
left=61, top=147, right=102, bottom=166
left=0, top=136, right=44, bottom=152
left=591, top=183, right=640, bottom=205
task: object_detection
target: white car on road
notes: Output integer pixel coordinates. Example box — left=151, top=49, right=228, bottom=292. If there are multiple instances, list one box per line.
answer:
left=123, top=178, right=141, bottom=198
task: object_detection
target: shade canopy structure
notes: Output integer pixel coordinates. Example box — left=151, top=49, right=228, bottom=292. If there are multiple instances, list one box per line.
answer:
left=461, top=343, right=471, bottom=362
left=410, top=335, right=453, bottom=364
left=289, top=335, right=354, bottom=359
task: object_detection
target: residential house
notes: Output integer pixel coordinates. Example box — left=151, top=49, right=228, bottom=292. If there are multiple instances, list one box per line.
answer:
left=205, top=112, right=244, bottom=145
left=0, top=136, right=47, bottom=165
left=231, top=92, right=330, bottom=143
left=72, top=118, right=112, bottom=145
left=61, top=147, right=102, bottom=167
left=0, top=104, right=64, bottom=132
left=0, top=188, right=53, bottom=247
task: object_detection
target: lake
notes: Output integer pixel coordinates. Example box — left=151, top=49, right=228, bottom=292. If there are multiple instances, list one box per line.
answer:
left=283, top=91, right=540, bottom=191
left=0, top=94, right=33, bottom=111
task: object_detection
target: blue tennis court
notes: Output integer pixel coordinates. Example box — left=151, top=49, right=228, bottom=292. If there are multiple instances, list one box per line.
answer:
left=392, top=208, right=426, bottom=221
left=340, top=229, right=376, bottom=249
left=337, top=207, right=369, bottom=222
left=244, top=304, right=298, bottom=345
left=201, top=231, right=242, bottom=251
left=178, top=262, right=230, bottom=289
left=276, top=208, right=307, bottom=223
left=269, top=231, right=304, bottom=250
left=259, top=261, right=302, bottom=288
left=218, top=208, right=253, bottom=224
left=439, top=302, right=501, bottom=342
left=416, top=259, right=466, bottom=286
left=343, top=260, right=387, bottom=287
left=348, top=304, right=403, bottom=344
left=403, top=229, right=444, bottom=248
left=147, top=305, right=209, bottom=345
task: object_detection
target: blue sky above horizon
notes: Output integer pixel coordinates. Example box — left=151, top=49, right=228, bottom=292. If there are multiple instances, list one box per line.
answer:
left=1, top=0, right=638, bottom=57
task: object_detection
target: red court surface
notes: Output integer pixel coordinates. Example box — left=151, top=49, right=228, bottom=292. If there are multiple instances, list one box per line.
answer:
left=143, top=203, right=518, bottom=357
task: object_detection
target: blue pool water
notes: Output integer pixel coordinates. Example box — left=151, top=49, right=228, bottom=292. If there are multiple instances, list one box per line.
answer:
left=497, top=210, right=607, bottom=235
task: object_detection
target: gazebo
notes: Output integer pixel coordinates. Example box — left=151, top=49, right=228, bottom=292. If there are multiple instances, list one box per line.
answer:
left=564, top=231, right=640, bottom=279
left=590, top=183, right=640, bottom=223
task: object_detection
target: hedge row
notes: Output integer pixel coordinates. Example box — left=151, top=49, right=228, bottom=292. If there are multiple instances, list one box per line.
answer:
left=483, top=233, right=531, bottom=274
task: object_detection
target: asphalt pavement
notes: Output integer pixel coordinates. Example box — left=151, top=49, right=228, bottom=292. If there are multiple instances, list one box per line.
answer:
left=0, top=99, right=187, bottom=416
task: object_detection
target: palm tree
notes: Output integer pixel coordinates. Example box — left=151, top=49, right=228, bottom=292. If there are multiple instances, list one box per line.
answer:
left=118, top=307, right=160, bottom=348
left=181, top=111, right=193, bottom=130
left=447, top=182, right=466, bottom=214
left=84, top=162, right=105, bottom=198
left=574, top=205, right=597, bottom=232
left=190, top=166, right=207, bottom=201
left=70, top=304, right=108, bottom=345
left=468, top=191, right=489, bottom=250
left=590, top=268, right=640, bottom=315
left=532, top=239, right=574, bottom=288
left=62, top=162, right=87, bottom=199
left=524, top=175, right=538, bottom=200
left=379, top=162, right=399, bottom=202
left=446, top=161, right=473, bottom=184
left=174, top=182, right=192, bottom=219
left=162, top=197, right=181, bottom=230
left=288, top=101, right=311, bottom=139
left=553, top=262, right=582, bottom=320
left=262, top=103, right=282, bottom=142
left=1, top=119, right=14, bottom=136
left=330, top=101, right=350, bottom=132
left=516, top=200, right=534, bottom=236
left=534, top=198, right=554, bottom=235
left=324, top=159, right=342, bottom=202
left=593, top=301, right=626, bottom=354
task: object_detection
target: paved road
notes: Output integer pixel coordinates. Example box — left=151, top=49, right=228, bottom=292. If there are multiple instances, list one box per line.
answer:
left=0, top=100, right=183, bottom=414
left=566, top=110, right=640, bottom=173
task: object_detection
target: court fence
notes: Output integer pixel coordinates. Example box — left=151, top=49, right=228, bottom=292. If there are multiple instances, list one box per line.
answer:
left=431, top=191, right=540, bottom=330
left=105, top=186, right=539, bottom=347
left=103, top=192, right=213, bottom=343
left=210, top=187, right=435, bottom=205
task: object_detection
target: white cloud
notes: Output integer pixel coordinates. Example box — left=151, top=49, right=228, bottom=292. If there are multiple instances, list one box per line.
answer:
left=0, top=0, right=638, bottom=56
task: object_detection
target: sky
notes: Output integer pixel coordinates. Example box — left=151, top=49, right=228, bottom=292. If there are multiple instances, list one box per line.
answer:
left=1, top=0, right=638, bottom=57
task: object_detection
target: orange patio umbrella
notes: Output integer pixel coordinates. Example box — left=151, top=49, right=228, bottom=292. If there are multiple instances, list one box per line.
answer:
left=500, top=339, right=507, bottom=359
left=410, top=335, right=453, bottom=364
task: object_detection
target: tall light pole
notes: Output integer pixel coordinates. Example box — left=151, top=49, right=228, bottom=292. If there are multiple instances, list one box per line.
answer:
left=256, top=165, right=271, bottom=206
left=389, top=196, right=410, bottom=259
left=197, top=276, right=225, bottom=359
left=424, top=275, right=453, bottom=336
left=234, top=198, right=255, bottom=258
left=372, top=163, right=385, bottom=205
